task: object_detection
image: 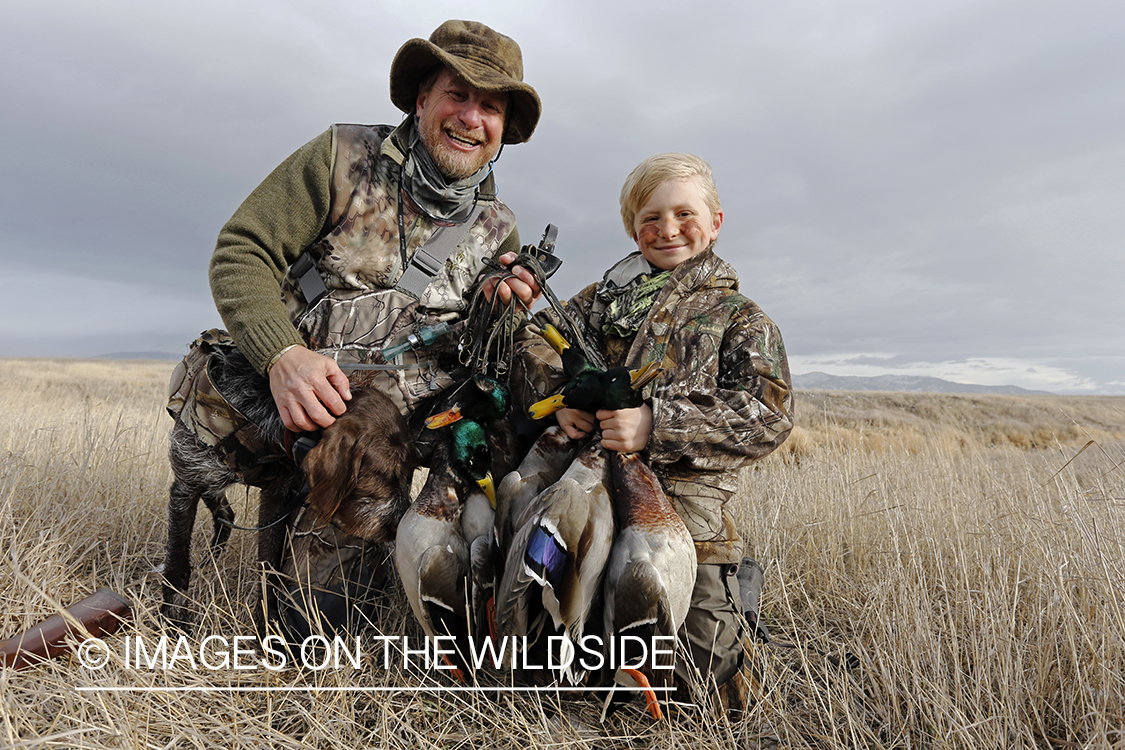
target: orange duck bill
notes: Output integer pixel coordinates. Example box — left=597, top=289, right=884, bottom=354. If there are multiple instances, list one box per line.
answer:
left=424, top=406, right=463, bottom=429
left=541, top=323, right=571, bottom=355
left=626, top=359, right=662, bottom=389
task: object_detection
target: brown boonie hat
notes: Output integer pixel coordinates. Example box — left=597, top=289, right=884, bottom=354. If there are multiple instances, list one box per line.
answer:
left=390, top=19, right=541, bottom=144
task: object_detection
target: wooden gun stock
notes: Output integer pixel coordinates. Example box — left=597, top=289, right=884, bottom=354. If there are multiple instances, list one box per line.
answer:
left=0, top=589, right=133, bottom=670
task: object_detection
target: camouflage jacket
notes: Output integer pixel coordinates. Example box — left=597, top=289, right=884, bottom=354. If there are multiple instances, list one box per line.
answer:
left=211, top=121, right=520, bottom=415
left=512, top=249, right=793, bottom=564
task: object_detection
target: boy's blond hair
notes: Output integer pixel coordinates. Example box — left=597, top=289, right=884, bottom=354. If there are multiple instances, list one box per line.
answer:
left=619, top=152, right=722, bottom=236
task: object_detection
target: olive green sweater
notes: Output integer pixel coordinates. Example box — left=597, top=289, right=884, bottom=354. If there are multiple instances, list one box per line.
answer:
left=209, top=129, right=336, bottom=374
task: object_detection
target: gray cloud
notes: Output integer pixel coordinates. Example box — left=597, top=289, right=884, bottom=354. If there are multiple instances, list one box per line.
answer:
left=1, top=0, right=1122, bottom=393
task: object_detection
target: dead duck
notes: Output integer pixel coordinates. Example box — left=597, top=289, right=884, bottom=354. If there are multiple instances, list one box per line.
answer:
left=495, top=424, right=583, bottom=554
left=420, top=375, right=514, bottom=532
left=397, top=374, right=522, bottom=677
left=425, top=375, right=517, bottom=536
left=600, top=450, right=696, bottom=722
left=488, top=424, right=583, bottom=644
left=425, top=373, right=513, bottom=429
left=527, top=325, right=660, bottom=419
left=494, top=439, right=615, bottom=685
left=394, top=416, right=497, bottom=682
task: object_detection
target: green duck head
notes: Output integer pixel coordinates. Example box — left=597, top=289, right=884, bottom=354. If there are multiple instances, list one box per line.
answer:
left=470, top=374, right=511, bottom=419
left=528, top=359, right=662, bottom=419
left=450, top=418, right=496, bottom=508
left=425, top=375, right=511, bottom=429
left=541, top=324, right=596, bottom=380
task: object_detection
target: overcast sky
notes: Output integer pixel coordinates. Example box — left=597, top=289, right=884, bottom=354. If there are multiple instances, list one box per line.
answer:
left=2, top=0, right=1122, bottom=394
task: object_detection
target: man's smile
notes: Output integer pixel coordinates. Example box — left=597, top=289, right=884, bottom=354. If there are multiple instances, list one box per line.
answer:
left=444, top=126, right=483, bottom=150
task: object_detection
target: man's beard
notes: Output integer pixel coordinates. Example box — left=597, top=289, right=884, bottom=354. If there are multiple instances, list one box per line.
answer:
left=418, top=117, right=498, bottom=181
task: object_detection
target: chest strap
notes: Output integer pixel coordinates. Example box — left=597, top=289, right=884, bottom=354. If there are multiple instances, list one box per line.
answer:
left=291, top=252, right=328, bottom=306
left=289, top=204, right=487, bottom=306
left=393, top=204, right=486, bottom=299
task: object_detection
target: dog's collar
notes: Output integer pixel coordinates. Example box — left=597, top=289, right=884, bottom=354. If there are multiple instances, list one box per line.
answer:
left=284, top=429, right=322, bottom=465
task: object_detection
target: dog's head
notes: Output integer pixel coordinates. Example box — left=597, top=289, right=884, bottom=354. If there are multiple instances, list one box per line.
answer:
left=302, top=388, right=419, bottom=542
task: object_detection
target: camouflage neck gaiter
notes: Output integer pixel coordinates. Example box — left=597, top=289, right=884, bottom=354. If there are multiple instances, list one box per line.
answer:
left=598, top=267, right=672, bottom=338
left=401, top=117, right=491, bottom=223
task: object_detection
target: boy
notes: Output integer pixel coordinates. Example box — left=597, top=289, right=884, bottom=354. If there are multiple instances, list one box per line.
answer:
left=512, top=153, right=793, bottom=704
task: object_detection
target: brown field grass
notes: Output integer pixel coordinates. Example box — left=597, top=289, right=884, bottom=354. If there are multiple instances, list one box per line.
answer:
left=1, top=358, right=1122, bottom=749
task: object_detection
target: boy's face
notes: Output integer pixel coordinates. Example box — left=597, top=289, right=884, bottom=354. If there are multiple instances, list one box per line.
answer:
left=631, top=178, right=723, bottom=271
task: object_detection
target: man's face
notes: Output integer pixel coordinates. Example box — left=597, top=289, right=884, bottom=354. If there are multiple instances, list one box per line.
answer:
left=631, top=178, right=723, bottom=271
left=416, top=67, right=508, bottom=180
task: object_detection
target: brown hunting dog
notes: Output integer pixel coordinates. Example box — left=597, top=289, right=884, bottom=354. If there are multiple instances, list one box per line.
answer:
left=161, top=345, right=417, bottom=633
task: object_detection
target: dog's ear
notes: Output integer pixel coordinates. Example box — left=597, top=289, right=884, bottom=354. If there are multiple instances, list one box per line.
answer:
left=301, top=387, right=418, bottom=539
left=303, top=425, right=361, bottom=525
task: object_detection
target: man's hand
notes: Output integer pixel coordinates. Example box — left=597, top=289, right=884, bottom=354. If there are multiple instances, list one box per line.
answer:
left=556, top=407, right=596, bottom=440
left=480, top=251, right=542, bottom=309
left=268, top=346, right=352, bottom=432
left=597, top=403, right=653, bottom=453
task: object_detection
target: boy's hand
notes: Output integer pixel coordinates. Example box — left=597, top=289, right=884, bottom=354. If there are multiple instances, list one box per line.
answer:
left=556, top=407, right=596, bottom=440
left=597, top=404, right=653, bottom=453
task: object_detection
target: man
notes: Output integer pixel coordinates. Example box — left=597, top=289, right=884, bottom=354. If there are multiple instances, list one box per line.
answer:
left=206, top=20, right=542, bottom=639
left=210, top=19, right=542, bottom=431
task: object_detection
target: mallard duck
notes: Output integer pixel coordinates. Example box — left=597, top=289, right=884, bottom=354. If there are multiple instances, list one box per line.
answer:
left=425, top=375, right=517, bottom=537
left=541, top=322, right=602, bottom=380
left=527, top=325, right=661, bottom=419
left=397, top=374, right=522, bottom=676
left=495, top=425, right=583, bottom=554
left=600, top=450, right=696, bottom=721
left=394, top=416, right=497, bottom=681
left=487, top=425, right=583, bottom=643
left=424, top=373, right=512, bottom=429
left=494, top=439, right=615, bottom=684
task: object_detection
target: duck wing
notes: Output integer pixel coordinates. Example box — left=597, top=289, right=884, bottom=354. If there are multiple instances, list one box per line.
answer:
left=394, top=453, right=475, bottom=680
left=461, top=489, right=495, bottom=545
left=395, top=499, right=471, bottom=657
left=495, top=441, right=614, bottom=684
left=495, top=425, right=583, bottom=554
left=416, top=541, right=471, bottom=660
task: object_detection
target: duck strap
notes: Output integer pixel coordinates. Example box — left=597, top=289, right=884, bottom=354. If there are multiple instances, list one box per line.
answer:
left=453, top=223, right=603, bottom=379
left=460, top=274, right=517, bottom=376
left=521, top=253, right=606, bottom=371
left=475, top=224, right=604, bottom=372
left=458, top=251, right=591, bottom=380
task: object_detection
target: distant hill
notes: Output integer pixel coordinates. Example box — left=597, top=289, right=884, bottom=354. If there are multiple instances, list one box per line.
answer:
left=96, top=351, right=182, bottom=361
left=795, top=371, right=1053, bottom=395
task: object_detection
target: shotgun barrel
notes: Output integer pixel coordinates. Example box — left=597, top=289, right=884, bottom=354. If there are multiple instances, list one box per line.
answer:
left=0, top=588, right=133, bottom=670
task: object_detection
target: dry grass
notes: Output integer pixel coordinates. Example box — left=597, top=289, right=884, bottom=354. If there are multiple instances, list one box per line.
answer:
left=1, top=359, right=1123, bottom=749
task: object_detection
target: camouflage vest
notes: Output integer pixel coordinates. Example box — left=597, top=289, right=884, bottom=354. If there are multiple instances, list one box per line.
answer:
left=166, top=329, right=292, bottom=487
left=279, top=123, right=517, bottom=416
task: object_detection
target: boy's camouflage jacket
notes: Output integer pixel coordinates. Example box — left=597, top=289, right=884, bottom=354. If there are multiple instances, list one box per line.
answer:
left=512, top=248, right=793, bottom=564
